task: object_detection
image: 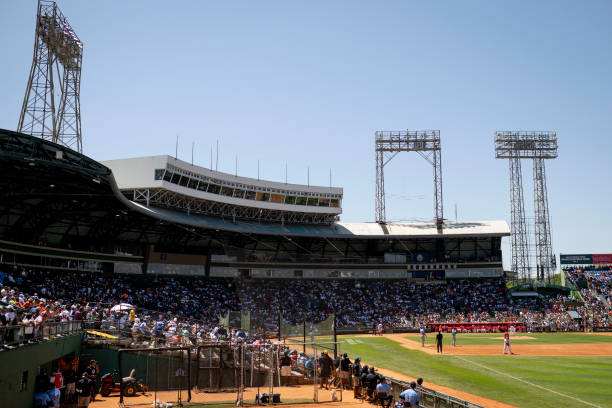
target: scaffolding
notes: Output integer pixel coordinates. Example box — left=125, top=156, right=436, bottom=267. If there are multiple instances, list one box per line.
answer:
left=375, top=130, right=444, bottom=231
left=495, top=131, right=558, bottom=283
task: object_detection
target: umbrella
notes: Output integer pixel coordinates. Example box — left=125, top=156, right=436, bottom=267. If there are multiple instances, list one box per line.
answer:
left=110, top=303, right=134, bottom=312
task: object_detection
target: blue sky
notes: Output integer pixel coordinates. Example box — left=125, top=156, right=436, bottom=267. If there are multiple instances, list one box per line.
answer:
left=1, top=1, right=611, bottom=268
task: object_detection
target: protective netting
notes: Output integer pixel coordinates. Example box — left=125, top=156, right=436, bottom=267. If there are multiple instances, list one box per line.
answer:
left=310, top=314, right=334, bottom=338
left=280, top=317, right=303, bottom=340
left=248, top=311, right=277, bottom=334
left=280, top=314, right=335, bottom=346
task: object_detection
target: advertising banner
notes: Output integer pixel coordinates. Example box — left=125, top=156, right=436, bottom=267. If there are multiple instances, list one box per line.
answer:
left=592, top=254, right=612, bottom=264
left=560, top=254, right=612, bottom=264
left=560, top=254, right=593, bottom=264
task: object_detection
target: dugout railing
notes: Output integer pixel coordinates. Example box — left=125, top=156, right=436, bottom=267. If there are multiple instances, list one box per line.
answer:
left=386, top=377, right=484, bottom=408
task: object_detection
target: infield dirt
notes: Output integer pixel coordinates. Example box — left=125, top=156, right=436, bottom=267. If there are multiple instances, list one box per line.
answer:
left=363, top=333, right=612, bottom=356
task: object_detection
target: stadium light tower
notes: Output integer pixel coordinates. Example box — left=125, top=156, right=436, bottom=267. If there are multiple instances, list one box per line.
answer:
left=495, top=131, right=558, bottom=283
left=17, top=0, right=83, bottom=153
left=375, top=130, right=443, bottom=231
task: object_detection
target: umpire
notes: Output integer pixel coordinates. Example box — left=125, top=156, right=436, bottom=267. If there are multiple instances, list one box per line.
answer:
left=436, top=330, right=443, bottom=353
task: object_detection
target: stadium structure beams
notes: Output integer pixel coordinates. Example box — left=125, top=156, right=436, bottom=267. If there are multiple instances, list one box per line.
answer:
left=495, top=131, right=558, bottom=283
left=18, top=0, right=83, bottom=153
left=508, top=156, right=530, bottom=283
left=126, top=188, right=337, bottom=225
left=533, top=158, right=555, bottom=281
left=374, top=130, right=443, bottom=231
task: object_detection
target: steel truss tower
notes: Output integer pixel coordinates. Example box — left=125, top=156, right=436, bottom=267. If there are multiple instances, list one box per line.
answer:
left=17, top=0, right=83, bottom=153
left=495, top=131, right=558, bottom=283
left=508, top=154, right=531, bottom=282
left=375, top=130, right=443, bottom=231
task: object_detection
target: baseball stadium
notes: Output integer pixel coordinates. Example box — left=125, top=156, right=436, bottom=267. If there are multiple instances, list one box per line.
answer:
left=1, top=2, right=612, bottom=408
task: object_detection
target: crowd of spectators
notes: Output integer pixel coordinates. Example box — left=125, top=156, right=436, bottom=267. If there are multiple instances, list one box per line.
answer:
left=2, top=265, right=611, bottom=347
left=566, top=267, right=612, bottom=327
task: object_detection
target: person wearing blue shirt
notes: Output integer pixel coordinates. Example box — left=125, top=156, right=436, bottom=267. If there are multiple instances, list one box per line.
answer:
left=34, top=391, right=53, bottom=408
left=399, top=381, right=419, bottom=407
left=375, top=378, right=393, bottom=408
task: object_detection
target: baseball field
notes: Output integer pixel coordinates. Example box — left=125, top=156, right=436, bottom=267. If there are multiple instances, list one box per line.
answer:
left=338, top=332, right=612, bottom=408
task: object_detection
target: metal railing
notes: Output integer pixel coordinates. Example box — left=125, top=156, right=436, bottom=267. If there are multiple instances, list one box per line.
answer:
left=387, top=377, right=484, bottom=408
left=0, top=319, right=96, bottom=348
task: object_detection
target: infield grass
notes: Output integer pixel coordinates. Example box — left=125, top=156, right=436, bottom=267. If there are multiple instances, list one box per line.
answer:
left=405, top=332, right=612, bottom=346
left=339, top=336, right=612, bottom=408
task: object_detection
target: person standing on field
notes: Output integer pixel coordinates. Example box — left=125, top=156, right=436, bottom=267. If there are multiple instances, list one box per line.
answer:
left=420, top=327, right=426, bottom=347
left=318, top=350, right=333, bottom=389
left=436, top=330, right=443, bottom=353
left=451, top=327, right=457, bottom=346
left=503, top=329, right=514, bottom=355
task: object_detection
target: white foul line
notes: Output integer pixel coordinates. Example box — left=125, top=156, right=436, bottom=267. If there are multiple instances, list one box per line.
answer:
left=452, top=354, right=603, bottom=408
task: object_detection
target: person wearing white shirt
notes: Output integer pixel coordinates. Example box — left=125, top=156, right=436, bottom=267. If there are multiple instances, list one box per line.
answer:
left=22, top=314, right=35, bottom=340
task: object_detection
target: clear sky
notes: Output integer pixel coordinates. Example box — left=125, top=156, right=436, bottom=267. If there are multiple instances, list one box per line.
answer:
left=1, top=1, right=611, bottom=269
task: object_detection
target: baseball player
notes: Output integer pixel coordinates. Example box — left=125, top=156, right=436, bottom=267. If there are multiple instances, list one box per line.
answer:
left=451, top=327, right=457, bottom=347
left=503, top=329, right=514, bottom=355
left=419, top=327, right=426, bottom=347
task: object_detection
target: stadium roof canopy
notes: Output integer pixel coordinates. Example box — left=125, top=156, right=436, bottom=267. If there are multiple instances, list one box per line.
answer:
left=134, top=203, right=509, bottom=238
left=0, top=129, right=509, bottom=259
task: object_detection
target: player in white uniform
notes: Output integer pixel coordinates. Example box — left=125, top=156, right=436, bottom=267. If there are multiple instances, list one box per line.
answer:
left=503, top=330, right=514, bottom=355
left=420, top=328, right=426, bottom=347
left=451, top=327, right=457, bottom=346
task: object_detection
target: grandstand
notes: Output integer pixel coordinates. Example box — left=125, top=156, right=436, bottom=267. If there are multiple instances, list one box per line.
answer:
left=0, top=128, right=508, bottom=280
left=1, top=130, right=609, bottom=408
left=3, top=2, right=611, bottom=407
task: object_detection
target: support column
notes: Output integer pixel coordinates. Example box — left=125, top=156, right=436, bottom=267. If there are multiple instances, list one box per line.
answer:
left=375, top=147, right=385, bottom=223
left=533, top=158, right=554, bottom=282
left=509, top=156, right=530, bottom=283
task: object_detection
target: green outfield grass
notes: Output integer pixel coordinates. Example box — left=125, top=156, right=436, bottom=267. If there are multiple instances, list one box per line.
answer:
left=339, top=336, right=612, bottom=408
left=405, top=332, right=612, bottom=346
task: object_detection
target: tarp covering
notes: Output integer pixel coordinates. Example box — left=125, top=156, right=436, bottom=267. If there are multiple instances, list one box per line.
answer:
left=86, top=330, right=118, bottom=339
